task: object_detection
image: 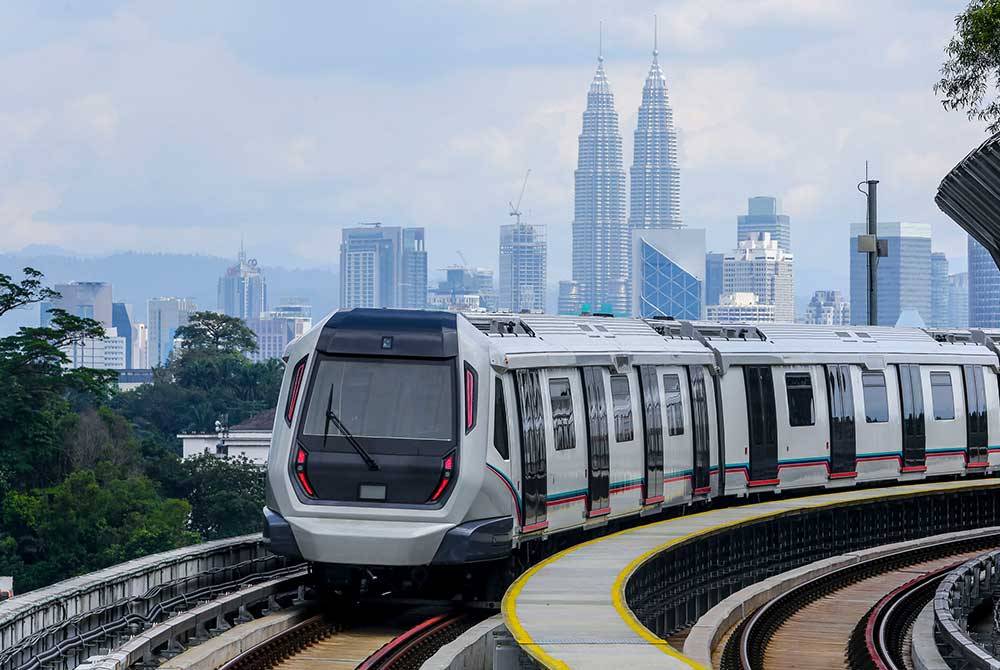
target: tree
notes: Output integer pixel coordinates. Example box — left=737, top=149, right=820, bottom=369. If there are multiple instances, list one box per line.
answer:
left=936, top=0, right=1000, bottom=132
left=173, top=454, right=265, bottom=540
left=175, top=311, right=258, bottom=355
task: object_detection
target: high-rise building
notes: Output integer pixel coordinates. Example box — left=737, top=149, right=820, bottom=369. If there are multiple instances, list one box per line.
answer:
left=969, top=236, right=1000, bottom=327
left=63, top=327, right=127, bottom=370
left=148, top=297, right=196, bottom=366
left=339, top=224, right=427, bottom=310
left=629, top=35, right=680, bottom=231
left=131, top=322, right=149, bottom=369
left=401, top=228, right=428, bottom=309
left=247, top=298, right=314, bottom=362
left=849, top=222, right=931, bottom=326
left=930, top=252, right=950, bottom=328
left=499, top=223, right=547, bottom=313
left=632, top=228, right=704, bottom=319
left=111, top=303, right=134, bottom=366
left=572, top=54, right=628, bottom=315
left=218, top=244, right=267, bottom=321
left=949, top=272, right=970, bottom=328
left=558, top=280, right=582, bottom=316
left=720, top=232, right=794, bottom=322
left=707, top=293, right=776, bottom=323
left=269, top=298, right=313, bottom=339
left=429, top=267, right=496, bottom=312
left=705, top=252, right=724, bottom=308
left=737, top=197, right=791, bottom=252
left=41, top=281, right=113, bottom=327
left=803, top=290, right=851, bottom=326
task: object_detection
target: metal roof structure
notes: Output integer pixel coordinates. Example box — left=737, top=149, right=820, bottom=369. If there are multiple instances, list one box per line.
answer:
left=936, top=132, right=1000, bottom=268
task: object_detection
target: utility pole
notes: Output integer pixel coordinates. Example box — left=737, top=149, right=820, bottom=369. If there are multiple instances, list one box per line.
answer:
left=857, top=166, right=887, bottom=326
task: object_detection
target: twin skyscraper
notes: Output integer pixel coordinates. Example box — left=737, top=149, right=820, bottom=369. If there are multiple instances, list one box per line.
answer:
left=562, top=24, right=684, bottom=317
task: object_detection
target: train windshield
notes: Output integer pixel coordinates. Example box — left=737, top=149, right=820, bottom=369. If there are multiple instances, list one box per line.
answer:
left=301, top=357, right=455, bottom=441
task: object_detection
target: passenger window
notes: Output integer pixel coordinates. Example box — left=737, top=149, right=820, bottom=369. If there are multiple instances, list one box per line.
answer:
left=548, top=378, right=576, bottom=450
left=862, top=372, right=889, bottom=423
left=931, top=372, right=955, bottom=420
left=662, top=374, right=685, bottom=436
left=785, top=373, right=814, bottom=427
left=493, top=377, right=509, bottom=460
left=610, top=374, right=635, bottom=442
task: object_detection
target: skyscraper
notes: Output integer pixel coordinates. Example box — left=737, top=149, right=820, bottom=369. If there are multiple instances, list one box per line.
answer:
left=632, top=228, right=704, bottom=320
left=930, top=252, right=949, bottom=328
left=41, top=281, right=113, bottom=327
left=849, top=222, right=931, bottom=326
left=339, top=224, right=427, bottom=310
left=572, top=53, right=628, bottom=315
left=499, top=223, right=547, bottom=313
left=721, top=232, right=795, bottom=323
left=629, top=29, right=680, bottom=231
left=969, top=236, right=1000, bottom=327
left=949, top=272, right=969, bottom=328
left=430, top=267, right=496, bottom=312
left=148, top=297, right=196, bottom=366
left=558, top=280, right=582, bottom=316
left=737, top=197, right=791, bottom=252
left=705, top=252, right=724, bottom=308
left=218, top=244, right=267, bottom=321
left=111, top=302, right=134, bottom=367
left=803, top=290, right=851, bottom=326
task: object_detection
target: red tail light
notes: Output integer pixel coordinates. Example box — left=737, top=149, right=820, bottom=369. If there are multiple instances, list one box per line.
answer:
left=285, top=357, right=308, bottom=425
left=429, top=453, right=455, bottom=502
left=464, top=363, right=478, bottom=433
left=294, top=447, right=315, bottom=497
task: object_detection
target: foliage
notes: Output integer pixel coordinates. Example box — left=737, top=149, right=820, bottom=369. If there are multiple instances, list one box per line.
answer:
left=936, top=0, right=1000, bottom=132
left=171, top=454, right=265, bottom=540
left=175, top=311, right=258, bottom=355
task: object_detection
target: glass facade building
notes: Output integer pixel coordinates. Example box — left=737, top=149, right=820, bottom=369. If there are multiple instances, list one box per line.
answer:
left=737, top=197, right=791, bottom=252
left=339, top=224, right=427, bottom=310
left=930, top=252, right=949, bottom=327
left=631, top=228, right=705, bottom=320
left=218, top=244, right=267, bottom=320
left=969, top=235, right=1000, bottom=327
left=499, top=223, right=547, bottom=313
left=705, top=252, right=724, bottom=308
left=849, top=222, right=931, bottom=326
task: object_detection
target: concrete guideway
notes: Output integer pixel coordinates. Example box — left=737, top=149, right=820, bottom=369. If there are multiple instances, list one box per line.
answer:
left=501, top=478, right=1000, bottom=670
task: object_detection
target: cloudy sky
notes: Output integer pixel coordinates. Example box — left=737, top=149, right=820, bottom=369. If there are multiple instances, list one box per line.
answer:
left=0, top=1, right=987, bottom=297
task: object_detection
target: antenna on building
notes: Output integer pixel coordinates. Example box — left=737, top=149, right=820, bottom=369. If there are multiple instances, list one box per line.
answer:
left=653, top=14, right=658, bottom=56
left=599, top=20, right=604, bottom=62
left=509, top=169, right=531, bottom=226
left=359, top=221, right=383, bottom=228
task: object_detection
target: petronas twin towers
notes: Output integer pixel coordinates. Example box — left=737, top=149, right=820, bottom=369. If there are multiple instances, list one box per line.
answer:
left=571, top=33, right=681, bottom=316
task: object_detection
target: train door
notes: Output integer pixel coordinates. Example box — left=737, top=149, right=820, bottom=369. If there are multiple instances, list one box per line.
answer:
left=581, top=367, right=610, bottom=516
left=638, top=365, right=664, bottom=504
left=689, top=366, right=711, bottom=493
left=897, top=364, right=926, bottom=469
left=743, top=366, right=778, bottom=483
left=963, top=365, right=988, bottom=465
left=514, top=369, right=548, bottom=530
left=825, top=364, right=857, bottom=475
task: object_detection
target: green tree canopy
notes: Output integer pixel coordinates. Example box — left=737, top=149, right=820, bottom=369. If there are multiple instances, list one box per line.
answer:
left=175, top=311, right=258, bottom=355
left=937, top=0, right=1000, bottom=132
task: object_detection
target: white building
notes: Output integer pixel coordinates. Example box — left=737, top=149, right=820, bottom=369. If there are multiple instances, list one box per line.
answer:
left=63, top=327, right=127, bottom=370
left=131, top=322, right=149, bottom=368
left=706, top=292, right=776, bottom=323
left=803, top=290, right=851, bottom=326
left=179, top=408, right=274, bottom=465
left=720, top=232, right=794, bottom=322
left=148, top=297, right=197, bottom=366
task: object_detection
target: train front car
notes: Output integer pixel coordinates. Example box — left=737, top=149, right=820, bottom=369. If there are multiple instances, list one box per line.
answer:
left=263, top=309, right=505, bottom=598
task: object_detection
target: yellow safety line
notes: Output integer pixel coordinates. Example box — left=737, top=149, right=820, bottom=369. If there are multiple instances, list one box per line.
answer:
left=503, top=477, right=1000, bottom=669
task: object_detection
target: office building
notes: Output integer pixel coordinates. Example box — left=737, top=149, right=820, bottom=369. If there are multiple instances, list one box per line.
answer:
left=558, top=280, right=583, bottom=316
left=247, top=318, right=297, bottom=363
left=340, top=224, right=427, bottom=310
left=218, top=244, right=267, bottom=320
left=707, top=293, right=776, bottom=323
left=720, top=232, right=795, bottom=322
left=131, top=322, right=149, bottom=369
left=572, top=54, right=628, bottom=315
left=111, top=303, right=134, bottom=366
left=803, top=290, right=851, bottom=326
left=969, top=236, right=1000, bottom=327
left=41, top=281, right=113, bottom=327
left=148, top=297, right=196, bottom=366
left=931, top=252, right=949, bottom=328
left=632, top=228, right=705, bottom=320
left=499, top=223, right=547, bottom=313
left=705, top=252, right=724, bottom=308
left=949, top=272, right=970, bottom=328
left=269, top=298, right=313, bottom=339
left=64, top=327, right=127, bottom=370
left=849, top=222, right=931, bottom=326
left=40, top=282, right=130, bottom=370
left=737, top=197, right=791, bottom=252
left=430, top=267, right=496, bottom=312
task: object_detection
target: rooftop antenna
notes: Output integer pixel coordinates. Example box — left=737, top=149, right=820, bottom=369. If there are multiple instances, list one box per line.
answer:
left=856, top=160, right=886, bottom=326
left=509, top=169, right=531, bottom=226
left=653, top=14, right=658, bottom=57
left=599, top=20, right=604, bottom=62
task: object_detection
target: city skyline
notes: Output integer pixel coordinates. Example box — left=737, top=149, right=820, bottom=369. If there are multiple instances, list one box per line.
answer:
left=0, top=2, right=986, bottom=306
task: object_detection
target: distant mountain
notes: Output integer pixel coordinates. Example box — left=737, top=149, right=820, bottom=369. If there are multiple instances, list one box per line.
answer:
left=0, top=251, right=339, bottom=336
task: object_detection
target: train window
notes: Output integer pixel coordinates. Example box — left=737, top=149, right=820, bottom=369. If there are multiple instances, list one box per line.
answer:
left=663, top=374, right=685, bottom=436
left=931, top=372, right=955, bottom=420
left=862, top=372, right=889, bottom=423
left=610, top=374, right=634, bottom=442
left=493, top=377, right=509, bottom=460
left=785, top=373, right=815, bottom=427
left=549, top=378, right=576, bottom=450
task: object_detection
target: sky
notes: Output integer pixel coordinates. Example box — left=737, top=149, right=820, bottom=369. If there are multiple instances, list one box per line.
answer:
left=0, top=0, right=988, bottom=298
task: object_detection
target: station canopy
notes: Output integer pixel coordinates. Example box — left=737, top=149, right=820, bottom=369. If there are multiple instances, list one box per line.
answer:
left=937, top=131, right=1000, bottom=270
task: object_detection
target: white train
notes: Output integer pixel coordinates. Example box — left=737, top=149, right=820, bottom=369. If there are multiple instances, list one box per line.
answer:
left=263, top=309, right=1000, bottom=596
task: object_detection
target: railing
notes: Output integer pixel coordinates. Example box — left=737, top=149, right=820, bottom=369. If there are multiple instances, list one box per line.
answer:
left=935, top=549, right=1000, bottom=669
left=0, top=534, right=302, bottom=670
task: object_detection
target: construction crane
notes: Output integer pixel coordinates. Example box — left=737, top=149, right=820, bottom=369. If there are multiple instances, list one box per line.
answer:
left=509, top=169, right=531, bottom=226
left=457, top=250, right=470, bottom=268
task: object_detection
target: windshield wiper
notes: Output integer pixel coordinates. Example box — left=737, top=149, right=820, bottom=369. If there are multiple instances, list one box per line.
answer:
left=322, top=386, right=380, bottom=471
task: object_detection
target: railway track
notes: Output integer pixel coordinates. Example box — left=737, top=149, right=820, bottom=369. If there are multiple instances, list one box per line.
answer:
left=220, top=606, right=481, bottom=670
left=718, top=531, right=1000, bottom=670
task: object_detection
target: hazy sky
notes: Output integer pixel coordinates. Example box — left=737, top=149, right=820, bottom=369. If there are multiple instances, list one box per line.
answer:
left=0, top=1, right=987, bottom=296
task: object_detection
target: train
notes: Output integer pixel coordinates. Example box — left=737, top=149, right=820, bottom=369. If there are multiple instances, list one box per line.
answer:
left=262, top=309, right=1000, bottom=598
